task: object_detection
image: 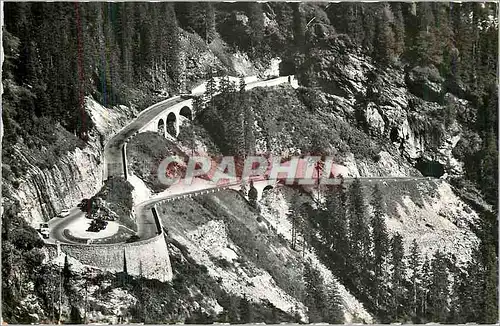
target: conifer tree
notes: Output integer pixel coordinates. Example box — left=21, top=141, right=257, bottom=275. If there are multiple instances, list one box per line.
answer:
left=347, top=178, right=372, bottom=284
left=428, top=250, right=449, bottom=322
left=239, top=75, right=246, bottom=93
left=238, top=295, right=253, bottom=323
left=390, top=233, right=406, bottom=321
left=242, top=104, right=255, bottom=156
left=205, top=70, right=218, bottom=103
left=62, top=255, right=72, bottom=292
left=370, top=185, right=390, bottom=310
left=324, top=280, right=344, bottom=324
left=391, top=2, right=406, bottom=59
left=419, top=255, right=431, bottom=321
left=292, top=3, right=305, bottom=48
left=248, top=181, right=258, bottom=209
left=448, top=267, right=465, bottom=323
left=287, top=191, right=308, bottom=250
left=408, top=239, right=422, bottom=321
left=482, top=241, right=498, bottom=323
left=321, top=185, right=349, bottom=273
left=373, top=4, right=395, bottom=65
left=411, top=2, right=440, bottom=66
left=303, top=261, right=327, bottom=323
left=204, top=3, right=217, bottom=43
left=247, top=3, right=265, bottom=56
left=334, top=183, right=350, bottom=272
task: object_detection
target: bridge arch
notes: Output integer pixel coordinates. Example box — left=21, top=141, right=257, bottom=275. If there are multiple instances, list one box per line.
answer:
left=166, top=112, right=177, bottom=136
left=157, top=119, right=166, bottom=137
left=179, top=106, right=193, bottom=121
left=263, top=185, right=274, bottom=192
left=261, top=185, right=274, bottom=199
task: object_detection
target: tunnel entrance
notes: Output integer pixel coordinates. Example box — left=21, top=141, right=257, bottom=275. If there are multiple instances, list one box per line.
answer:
left=415, top=158, right=445, bottom=178
left=166, top=112, right=177, bottom=136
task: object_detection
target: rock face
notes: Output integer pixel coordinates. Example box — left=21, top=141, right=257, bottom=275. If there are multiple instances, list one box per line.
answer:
left=6, top=99, right=135, bottom=228
left=10, top=144, right=103, bottom=227
left=305, top=37, right=476, bottom=177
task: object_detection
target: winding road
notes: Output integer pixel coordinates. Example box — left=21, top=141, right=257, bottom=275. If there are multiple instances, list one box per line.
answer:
left=46, top=75, right=438, bottom=244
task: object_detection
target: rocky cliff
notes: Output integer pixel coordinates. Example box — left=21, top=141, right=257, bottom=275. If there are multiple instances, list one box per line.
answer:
left=302, top=37, right=477, bottom=177
left=4, top=99, right=136, bottom=228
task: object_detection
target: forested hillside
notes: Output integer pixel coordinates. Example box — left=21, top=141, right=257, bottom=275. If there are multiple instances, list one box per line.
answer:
left=2, top=2, right=498, bottom=324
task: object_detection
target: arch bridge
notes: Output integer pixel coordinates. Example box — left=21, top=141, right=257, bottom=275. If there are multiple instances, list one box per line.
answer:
left=139, top=100, right=194, bottom=138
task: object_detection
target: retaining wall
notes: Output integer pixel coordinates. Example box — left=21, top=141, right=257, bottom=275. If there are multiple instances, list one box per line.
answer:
left=47, top=207, right=172, bottom=282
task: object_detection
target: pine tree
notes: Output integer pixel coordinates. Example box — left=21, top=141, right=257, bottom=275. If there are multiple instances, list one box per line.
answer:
left=248, top=181, right=258, bottom=209
left=481, top=241, right=498, bottom=323
left=433, top=3, right=455, bottom=76
left=238, top=295, right=253, bottom=323
left=480, top=129, right=498, bottom=208
left=411, top=2, right=441, bottom=66
left=408, top=239, right=422, bottom=321
left=247, top=3, right=265, bottom=57
left=334, top=183, right=350, bottom=272
left=303, top=261, right=327, bottom=323
left=428, top=250, right=449, bottom=322
left=370, top=185, right=390, bottom=311
left=347, top=178, right=372, bottom=285
left=419, top=255, right=431, bottom=321
left=373, top=4, right=395, bottom=65
left=390, top=233, right=406, bottom=321
left=321, top=184, right=349, bottom=274
left=448, top=268, right=465, bottom=323
left=163, top=3, right=181, bottom=91
left=391, top=2, right=405, bottom=59
left=242, top=100, right=255, bottom=156
left=204, top=3, right=216, bottom=43
left=292, top=3, right=305, bottom=48
left=239, top=75, right=246, bottom=93
left=205, top=70, right=218, bottom=102
left=287, top=191, right=308, bottom=250
left=324, top=280, right=344, bottom=324
left=361, top=4, right=377, bottom=53
left=62, top=255, right=72, bottom=292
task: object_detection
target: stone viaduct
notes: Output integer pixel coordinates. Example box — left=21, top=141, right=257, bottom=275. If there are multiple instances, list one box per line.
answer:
left=55, top=75, right=299, bottom=282
left=137, top=75, right=299, bottom=139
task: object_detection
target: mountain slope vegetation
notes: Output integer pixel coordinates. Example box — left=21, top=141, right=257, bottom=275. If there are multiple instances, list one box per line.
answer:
left=2, top=2, right=498, bottom=324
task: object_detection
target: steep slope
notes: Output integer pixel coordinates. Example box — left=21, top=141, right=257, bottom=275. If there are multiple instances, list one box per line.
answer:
left=156, top=190, right=373, bottom=323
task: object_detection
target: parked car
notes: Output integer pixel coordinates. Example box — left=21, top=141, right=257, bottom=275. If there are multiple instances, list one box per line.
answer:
left=38, top=223, right=49, bottom=239
left=58, top=209, right=70, bottom=218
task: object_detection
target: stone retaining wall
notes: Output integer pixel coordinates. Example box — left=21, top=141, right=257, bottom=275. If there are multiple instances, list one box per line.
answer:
left=47, top=207, right=172, bottom=282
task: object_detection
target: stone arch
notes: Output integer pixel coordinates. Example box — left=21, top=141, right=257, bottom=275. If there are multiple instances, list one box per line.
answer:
left=263, top=185, right=274, bottom=192
left=157, top=119, right=166, bottom=137
left=179, top=106, right=193, bottom=121
left=261, top=185, right=274, bottom=200
left=166, top=112, right=177, bottom=136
